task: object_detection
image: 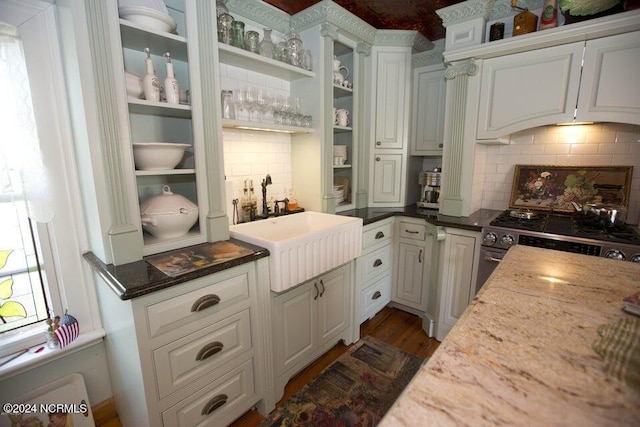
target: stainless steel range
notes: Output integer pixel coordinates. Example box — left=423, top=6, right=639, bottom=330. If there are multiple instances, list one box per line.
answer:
left=476, top=209, right=640, bottom=292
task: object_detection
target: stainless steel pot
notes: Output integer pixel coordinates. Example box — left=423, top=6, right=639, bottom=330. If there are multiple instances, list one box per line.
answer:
left=571, top=201, right=627, bottom=227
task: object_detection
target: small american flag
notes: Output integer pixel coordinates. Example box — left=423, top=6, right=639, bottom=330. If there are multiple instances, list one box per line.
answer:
left=54, top=312, right=79, bottom=348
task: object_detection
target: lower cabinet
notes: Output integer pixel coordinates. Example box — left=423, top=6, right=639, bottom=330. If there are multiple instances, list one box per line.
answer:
left=94, top=261, right=272, bottom=427
left=272, top=263, right=353, bottom=401
left=436, top=228, right=481, bottom=341
left=392, top=217, right=438, bottom=313
left=356, top=217, right=394, bottom=326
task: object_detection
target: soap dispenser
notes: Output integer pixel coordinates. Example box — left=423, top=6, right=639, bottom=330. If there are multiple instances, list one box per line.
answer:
left=249, top=180, right=257, bottom=221
left=163, top=52, right=180, bottom=104
left=142, top=47, right=160, bottom=102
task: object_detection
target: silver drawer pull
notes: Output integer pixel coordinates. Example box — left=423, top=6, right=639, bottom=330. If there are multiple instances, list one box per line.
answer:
left=201, top=393, right=228, bottom=416
left=375, top=231, right=385, bottom=239
left=404, top=229, right=419, bottom=234
left=196, top=341, right=224, bottom=361
left=191, top=294, right=221, bottom=312
left=372, top=291, right=382, bottom=300
left=373, top=259, right=382, bottom=267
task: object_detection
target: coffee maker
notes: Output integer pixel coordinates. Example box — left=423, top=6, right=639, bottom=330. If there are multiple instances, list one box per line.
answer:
left=417, top=168, right=441, bottom=209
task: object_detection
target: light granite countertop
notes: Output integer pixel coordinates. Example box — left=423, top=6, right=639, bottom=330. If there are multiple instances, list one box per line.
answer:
left=382, top=245, right=640, bottom=426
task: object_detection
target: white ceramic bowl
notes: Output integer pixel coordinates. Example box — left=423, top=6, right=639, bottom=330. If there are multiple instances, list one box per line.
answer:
left=118, top=0, right=168, bottom=15
left=124, top=71, right=144, bottom=99
left=140, top=185, right=199, bottom=238
left=119, top=5, right=177, bottom=33
left=132, top=142, right=190, bottom=170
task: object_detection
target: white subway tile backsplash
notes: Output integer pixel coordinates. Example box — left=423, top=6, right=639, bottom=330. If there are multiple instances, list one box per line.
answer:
left=478, top=123, right=640, bottom=221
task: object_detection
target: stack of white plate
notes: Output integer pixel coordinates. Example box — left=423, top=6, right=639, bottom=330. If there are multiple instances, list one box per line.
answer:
left=119, top=0, right=177, bottom=33
left=333, top=185, right=344, bottom=204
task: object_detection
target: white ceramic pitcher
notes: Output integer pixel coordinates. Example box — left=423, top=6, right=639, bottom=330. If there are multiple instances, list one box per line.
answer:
left=336, top=108, right=349, bottom=127
left=332, top=56, right=349, bottom=80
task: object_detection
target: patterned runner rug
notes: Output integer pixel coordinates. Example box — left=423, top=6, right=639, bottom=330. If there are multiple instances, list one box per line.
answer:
left=260, top=336, right=423, bottom=426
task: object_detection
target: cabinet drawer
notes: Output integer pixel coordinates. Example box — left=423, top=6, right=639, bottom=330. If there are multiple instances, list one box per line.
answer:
left=162, top=359, right=255, bottom=427
left=359, top=245, right=392, bottom=285
left=362, top=220, right=393, bottom=250
left=360, top=274, right=391, bottom=323
left=154, top=309, right=252, bottom=399
left=146, top=272, right=250, bottom=339
left=399, top=221, right=426, bottom=241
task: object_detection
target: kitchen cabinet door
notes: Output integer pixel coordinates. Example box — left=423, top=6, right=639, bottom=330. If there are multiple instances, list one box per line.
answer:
left=394, top=242, right=427, bottom=311
left=372, top=154, right=403, bottom=203
left=272, top=281, right=317, bottom=376
left=476, top=42, right=583, bottom=139
left=374, top=49, right=410, bottom=149
left=411, top=66, right=445, bottom=155
left=437, top=229, right=480, bottom=341
left=317, top=264, right=350, bottom=346
left=577, top=31, right=640, bottom=125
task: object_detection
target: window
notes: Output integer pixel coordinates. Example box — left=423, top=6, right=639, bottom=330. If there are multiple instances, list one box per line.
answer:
left=0, top=3, right=102, bottom=361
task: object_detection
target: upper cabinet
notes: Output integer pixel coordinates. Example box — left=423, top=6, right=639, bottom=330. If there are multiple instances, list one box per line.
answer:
left=373, top=49, right=410, bottom=149
left=119, top=2, right=210, bottom=257
left=476, top=42, right=583, bottom=139
left=476, top=31, right=640, bottom=139
left=411, top=64, right=446, bottom=155
left=577, top=31, right=640, bottom=125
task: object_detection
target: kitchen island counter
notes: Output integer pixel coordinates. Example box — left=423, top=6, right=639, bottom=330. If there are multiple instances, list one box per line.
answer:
left=382, top=245, right=640, bottom=426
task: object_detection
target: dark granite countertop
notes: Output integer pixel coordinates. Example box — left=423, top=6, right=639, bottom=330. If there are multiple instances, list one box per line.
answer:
left=337, top=206, right=503, bottom=231
left=83, top=239, right=269, bottom=300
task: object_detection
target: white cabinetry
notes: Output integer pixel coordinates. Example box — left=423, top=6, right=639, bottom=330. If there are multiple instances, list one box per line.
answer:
left=272, top=263, right=352, bottom=400
left=95, top=261, right=270, bottom=427
left=392, top=217, right=439, bottom=313
left=577, top=31, right=640, bottom=125
left=477, top=30, right=640, bottom=139
left=356, top=218, right=394, bottom=326
left=476, top=42, right=583, bottom=139
left=437, top=228, right=481, bottom=341
left=411, top=64, right=446, bottom=155
left=369, top=47, right=420, bottom=206
left=374, top=50, right=409, bottom=149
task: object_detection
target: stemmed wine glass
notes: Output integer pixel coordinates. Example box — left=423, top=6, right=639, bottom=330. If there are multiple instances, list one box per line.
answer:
left=246, top=87, right=259, bottom=121
left=234, top=89, right=247, bottom=121
left=256, top=88, right=270, bottom=123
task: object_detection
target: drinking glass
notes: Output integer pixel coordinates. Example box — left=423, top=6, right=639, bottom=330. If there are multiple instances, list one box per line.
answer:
left=256, top=88, right=270, bottom=122
left=231, top=21, right=245, bottom=49
left=244, top=31, right=260, bottom=54
left=234, top=89, right=248, bottom=121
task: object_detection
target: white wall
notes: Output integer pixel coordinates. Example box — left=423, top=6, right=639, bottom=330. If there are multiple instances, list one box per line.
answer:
left=475, top=123, right=640, bottom=223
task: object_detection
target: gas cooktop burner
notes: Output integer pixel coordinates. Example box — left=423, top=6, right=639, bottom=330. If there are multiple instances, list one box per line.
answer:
left=489, top=210, right=640, bottom=244
left=509, top=209, right=538, bottom=220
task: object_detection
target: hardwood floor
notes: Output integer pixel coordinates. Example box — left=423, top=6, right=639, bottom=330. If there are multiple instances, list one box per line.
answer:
left=95, top=306, right=439, bottom=427
left=230, top=306, right=440, bottom=427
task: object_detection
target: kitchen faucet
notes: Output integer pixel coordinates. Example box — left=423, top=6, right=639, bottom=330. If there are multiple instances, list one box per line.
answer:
left=261, top=174, right=272, bottom=218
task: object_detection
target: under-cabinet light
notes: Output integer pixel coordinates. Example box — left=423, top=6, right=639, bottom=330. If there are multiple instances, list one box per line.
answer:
left=235, top=126, right=295, bottom=134
left=556, top=121, right=595, bottom=126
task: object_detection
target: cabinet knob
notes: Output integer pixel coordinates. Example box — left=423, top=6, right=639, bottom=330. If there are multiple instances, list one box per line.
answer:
left=375, top=157, right=381, bottom=161
left=195, top=341, right=224, bottom=361
left=376, top=141, right=381, bottom=146
left=438, top=143, right=443, bottom=148
left=191, top=294, right=221, bottom=312
left=201, top=394, right=228, bottom=416
left=373, top=259, right=382, bottom=267
left=375, top=231, right=385, bottom=239
left=372, top=291, right=382, bottom=300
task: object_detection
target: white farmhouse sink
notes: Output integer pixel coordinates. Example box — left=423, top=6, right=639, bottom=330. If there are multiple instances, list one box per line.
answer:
left=229, top=211, right=363, bottom=292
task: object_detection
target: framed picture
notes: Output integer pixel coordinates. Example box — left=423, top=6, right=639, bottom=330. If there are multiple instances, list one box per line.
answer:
left=509, top=165, right=633, bottom=212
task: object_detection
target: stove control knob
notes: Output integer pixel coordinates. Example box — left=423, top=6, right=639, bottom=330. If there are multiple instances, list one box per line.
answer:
left=483, top=232, right=497, bottom=246
left=604, top=249, right=626, bottom=260
left=499, top=234, right=516, bottom=247
left=630, top=254, right=640, bottom=263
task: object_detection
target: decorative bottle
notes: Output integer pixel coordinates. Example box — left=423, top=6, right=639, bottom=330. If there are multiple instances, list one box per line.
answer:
left=539, top=0, right=558, bottom=30
left=240, top=180, right=251, bottom=222
left=142, top=47, right=160, bottom=102
left=248, top=180, right=257, bottom=220
left=259, top=28, right=275, bottom=59
left=163, top=52, right=180, bottom=104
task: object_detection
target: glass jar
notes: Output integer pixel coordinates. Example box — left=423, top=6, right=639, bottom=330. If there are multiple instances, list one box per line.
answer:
left=215, top=0, right=228, bottom=17
left=217, top=13, right=234, bottom=45
left=259, top=28, right=275, bottom=59
left=231, top=21, right=245, bottom=49
left=302, top=49, right=312, bottom=71
left=275, top=41, right=288, bottom=63
left=244, top=30, right=260, bottom=53
left=285, top=31, right=303, bottom=67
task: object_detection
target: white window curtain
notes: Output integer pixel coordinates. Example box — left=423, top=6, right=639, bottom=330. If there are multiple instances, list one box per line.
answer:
left=0, top=22, right=53, bottom=223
